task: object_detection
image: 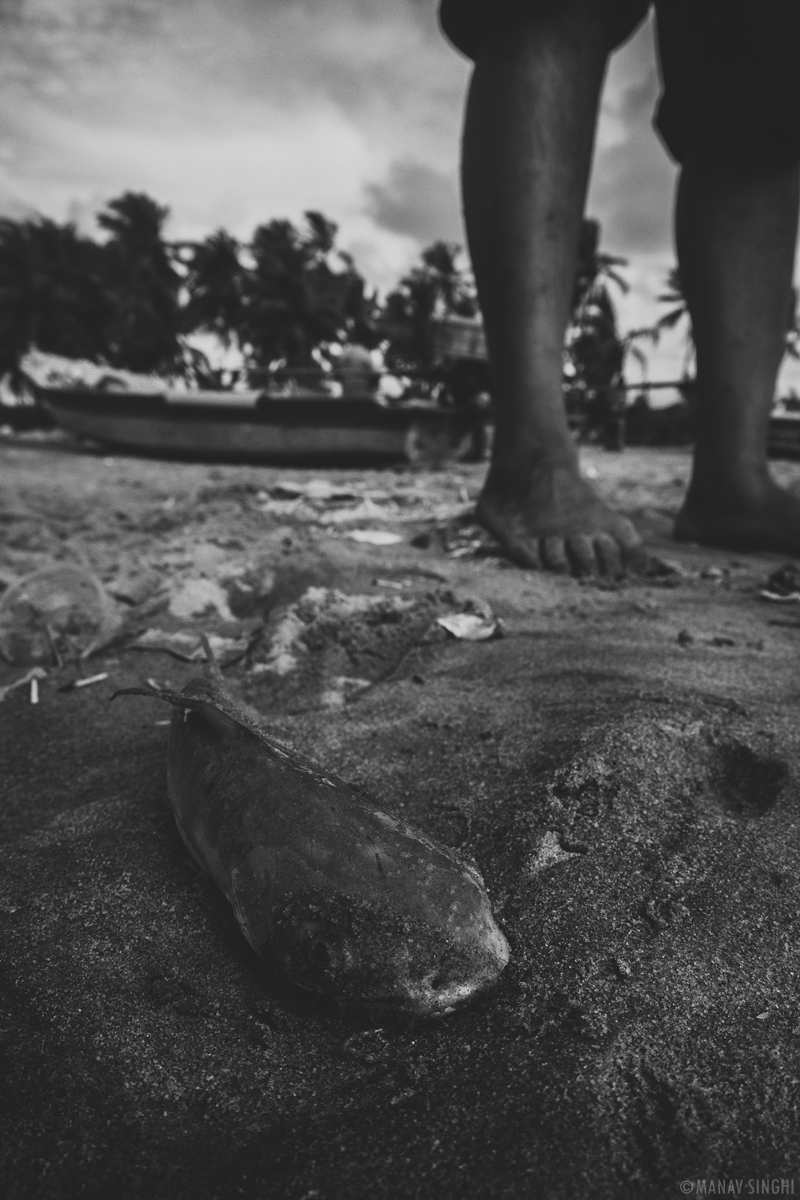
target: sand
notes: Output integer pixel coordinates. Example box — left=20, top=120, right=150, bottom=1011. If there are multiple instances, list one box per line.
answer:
left=2, top=431, right=800, bottom=1199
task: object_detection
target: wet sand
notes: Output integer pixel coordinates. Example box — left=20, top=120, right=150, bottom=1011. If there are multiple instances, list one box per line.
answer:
left=2, top=432, right=800, bottom=1198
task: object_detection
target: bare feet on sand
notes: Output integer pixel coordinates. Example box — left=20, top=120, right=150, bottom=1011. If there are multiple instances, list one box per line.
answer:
left=477, top=457, right=644, bottom=575
left=675, top=475, right=800, bottom=555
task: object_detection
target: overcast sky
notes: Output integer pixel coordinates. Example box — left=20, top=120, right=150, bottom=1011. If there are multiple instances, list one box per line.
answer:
left=0, top=0, right=758, bottom=382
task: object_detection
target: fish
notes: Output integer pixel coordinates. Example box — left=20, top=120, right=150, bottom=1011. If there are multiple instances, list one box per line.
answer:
left=114, top=654, right=509, bottom=1017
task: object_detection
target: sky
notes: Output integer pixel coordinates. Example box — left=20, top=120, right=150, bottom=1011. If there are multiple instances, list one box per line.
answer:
left=2, top=0, right=792, bottom=388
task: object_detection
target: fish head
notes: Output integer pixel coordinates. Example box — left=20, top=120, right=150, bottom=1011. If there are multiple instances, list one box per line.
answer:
left=231, top=846, right=510, bottom=1018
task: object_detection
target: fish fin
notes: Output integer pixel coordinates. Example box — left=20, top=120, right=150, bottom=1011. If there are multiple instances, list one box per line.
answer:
left=113, top=684, right=352, bottom=789
left=199, top=632, right=227, bottom=689
left=111, top=685, right=244, bottom=738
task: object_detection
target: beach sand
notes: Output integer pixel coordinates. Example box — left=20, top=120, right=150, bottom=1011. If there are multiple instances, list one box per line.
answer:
left=2, top=432, right=800, bottom=1198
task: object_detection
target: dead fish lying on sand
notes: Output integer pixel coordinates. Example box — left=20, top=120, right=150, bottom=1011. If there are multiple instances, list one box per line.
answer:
left=114, top=652, right=509, bottom=1017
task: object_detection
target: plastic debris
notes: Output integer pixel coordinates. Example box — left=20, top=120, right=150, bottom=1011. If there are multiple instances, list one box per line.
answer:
left=0, top=666, right=47, bottom=703
left=130, top=629, right=248, bottom=664
left=168, top=578, right=235, bottom=622
left=269, top=479, right=357, bottom=502
left=347, top=530, right=403, bottom=546
left=440, top=520, right=501, bottom=561
left=0, top=564, right=122, bottom=665
left=30, top=677, right=39, bottom=704
left=436, top=612, right=502, bottom=642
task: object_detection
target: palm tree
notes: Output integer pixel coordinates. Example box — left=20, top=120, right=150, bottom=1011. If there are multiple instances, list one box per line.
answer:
left=570, top=218, right=629, bottom=317
left=97, top=191, right=183, bottom=375
left=182, top=230, right=245, bottom=349
left=381, top=241, right=478, bottom=377
left=653, top=267, right=695, bottom=378
left=0, top=217, right=111, bottom=381
left=239, top=211, right=366, bottom=370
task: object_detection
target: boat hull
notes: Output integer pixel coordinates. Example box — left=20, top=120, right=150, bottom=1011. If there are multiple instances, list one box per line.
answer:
left=35, top=387, right=478, bottom=465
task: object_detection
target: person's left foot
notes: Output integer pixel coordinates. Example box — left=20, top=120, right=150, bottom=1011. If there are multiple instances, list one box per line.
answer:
left=675, top=476, right=800, bottom=554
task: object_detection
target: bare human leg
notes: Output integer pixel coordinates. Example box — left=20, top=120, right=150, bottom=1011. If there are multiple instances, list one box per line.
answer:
left=461, top=2, right=644, bottom=575
left=674, top=154, right=800, bottom=554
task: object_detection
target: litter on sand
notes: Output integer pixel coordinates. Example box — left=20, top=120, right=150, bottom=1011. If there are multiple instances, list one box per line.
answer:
left=0, top=564, right=122, bottom=666
left=73, top=672, right=109, bottom=689
left=167, top=578, right=235, bottom=622
left=267, top=480, right=357, bottom=503
left=0, top=666, right=48, bottom=703
left=130, top=629, right=248, bottom=664
left=436, top=612, right=502, bottom=642
left=347, top=530, right=403, bottom=546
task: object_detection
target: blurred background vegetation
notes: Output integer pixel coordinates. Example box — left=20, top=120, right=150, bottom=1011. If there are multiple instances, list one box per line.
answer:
left=0, top=190, right=649, bottom=407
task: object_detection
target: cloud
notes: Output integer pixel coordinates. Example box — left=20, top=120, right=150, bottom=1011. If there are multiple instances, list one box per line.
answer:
left=365, top=159, right=462, bottom=243
left=589, top=14, right=677, bottom=257
left=0, top=0, right=470, bottom=291
left=0, top=0, right=714, bottom=374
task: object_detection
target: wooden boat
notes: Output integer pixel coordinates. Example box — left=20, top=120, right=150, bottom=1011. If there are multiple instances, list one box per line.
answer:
left=32, top=385, right=481, bottom=465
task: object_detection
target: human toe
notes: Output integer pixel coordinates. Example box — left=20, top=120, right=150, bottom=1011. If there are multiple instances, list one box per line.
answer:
left=541, top=536, right=571, bottom=573
left=565, top=534, right=599, bottom=576
left=616, top=520, right=647, bottom=571
left=503, top=529, right=541, bottom=569
left=593, top=533, right=623, bottom=578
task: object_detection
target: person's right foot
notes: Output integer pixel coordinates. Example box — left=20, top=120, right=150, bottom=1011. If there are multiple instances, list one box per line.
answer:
left=477, top=459, right=645, bottom=575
